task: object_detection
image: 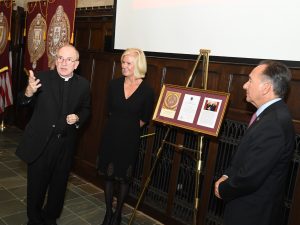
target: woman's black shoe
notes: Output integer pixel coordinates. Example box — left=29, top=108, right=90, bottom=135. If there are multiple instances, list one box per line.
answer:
left=110, top=212, right=121, bottom=225
left=101, top=213, right=112, bottom=225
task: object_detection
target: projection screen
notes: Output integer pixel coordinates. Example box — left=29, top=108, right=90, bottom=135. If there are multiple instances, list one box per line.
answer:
left=113, top=0, right=300, bottom=66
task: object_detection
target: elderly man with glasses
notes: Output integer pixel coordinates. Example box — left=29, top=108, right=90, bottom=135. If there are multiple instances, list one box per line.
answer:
left=16, top=44, right=91, bottom=225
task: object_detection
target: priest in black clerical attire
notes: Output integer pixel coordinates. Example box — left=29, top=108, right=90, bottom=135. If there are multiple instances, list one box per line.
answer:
left=16, top=44, right=91, bottom=225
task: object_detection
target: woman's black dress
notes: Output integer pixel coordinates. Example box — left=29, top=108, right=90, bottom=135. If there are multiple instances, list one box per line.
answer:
left=97, top=76, right=154, bottom=181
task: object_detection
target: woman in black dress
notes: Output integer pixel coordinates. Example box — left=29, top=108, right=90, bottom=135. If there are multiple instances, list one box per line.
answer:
left=97, top=48, right=154, bottom=225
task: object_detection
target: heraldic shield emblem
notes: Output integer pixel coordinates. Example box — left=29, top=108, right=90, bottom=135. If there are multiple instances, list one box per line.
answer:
left=28, top=13, right=47, bottom=69
left=47, top=5, right=70, bottom=69
left=0, top=12, right=9, bottom=55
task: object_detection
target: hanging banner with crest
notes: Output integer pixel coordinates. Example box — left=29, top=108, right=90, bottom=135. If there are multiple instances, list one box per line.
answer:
left=0, top=0, right=11, bottom=64
left=46, top=0, right=76, bottom=69
left=0, top=0, right=13, bottom=113
left=24, top=1, right=48, bottom=71
left=24, top=0, right=76, bottom=71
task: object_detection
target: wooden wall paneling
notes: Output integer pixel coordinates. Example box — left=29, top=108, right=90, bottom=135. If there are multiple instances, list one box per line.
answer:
left=206, top=70, right=221, bottom=91
left=163, top=66, right=190, bottom=86
left=198, top=63, right=225, bottom=91
left=289, top=175, right=300, bottom=225
left=112, top=59, right=122, bottom=79
left=165, top=131, right=184, bottom=215
left=288, top=137, right=300, bottom=225
left=74, top=22, right=91, bottom=51
left=145, top=64, right=162, bottom=103
left=103, top=20, right=113, bottom=37
left=11, top=7, right=27, bottom=127
left=136, top=62, right=163, bottom=202
left=227, top=73, right=249, bottom=110
left=103, top=20, right=113, bottom=51
left=225, top=72, right=256, bottom=122
left=187, top=67, right=203, bottom=88
left=287, top=79, right=300, bottom=120
left=182, top=64, right=220, bottom=90
left=73, top=53, right=94, bottom=158
left=157, top=58, right=193, bottom=86
left=76, top=52, right=94, bottom=81
left=140, top=123, right=156, bottom=185
left=83, top=55, right=114, bottom=158
left=198, top=138, right=219, bottom=224
left=286, top=73, right=300, bottom=133
left=11, top=7, right=26, bottom=94
left=75, top=13, right=112, bottom=52
left=74, top=55, right=115, bottom=181
left=208, top=64, right=233, bottom=92
left=214, top=66, right=233, bottom=93
left=89, top=23, right=105, bottom=51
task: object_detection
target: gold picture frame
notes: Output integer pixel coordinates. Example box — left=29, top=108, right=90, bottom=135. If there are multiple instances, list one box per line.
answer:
left=153, top=84, right=230, bottom=137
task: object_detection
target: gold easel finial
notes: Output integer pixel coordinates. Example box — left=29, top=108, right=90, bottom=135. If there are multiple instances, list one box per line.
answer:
left=185, top=49, right=211, bottom=89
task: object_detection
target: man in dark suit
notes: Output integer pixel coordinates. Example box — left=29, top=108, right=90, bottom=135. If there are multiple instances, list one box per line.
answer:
left=16, top=44, right=90, bottom=225
left=214, top=60, right=294, bottom=225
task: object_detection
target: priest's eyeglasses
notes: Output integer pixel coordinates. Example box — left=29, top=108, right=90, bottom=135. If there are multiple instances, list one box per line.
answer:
left=56, top=56, right=78, bottom=64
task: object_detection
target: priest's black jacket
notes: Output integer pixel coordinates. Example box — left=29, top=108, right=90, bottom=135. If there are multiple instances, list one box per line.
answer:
left=16, top=69, right=90, bottom=163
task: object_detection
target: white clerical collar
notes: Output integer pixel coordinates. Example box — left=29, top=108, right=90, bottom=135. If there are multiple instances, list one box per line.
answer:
left=59, top=74, right=73, bottom=81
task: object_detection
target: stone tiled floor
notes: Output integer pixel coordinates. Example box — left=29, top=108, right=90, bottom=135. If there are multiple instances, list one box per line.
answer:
left=0, top=126, right=163, bottom=225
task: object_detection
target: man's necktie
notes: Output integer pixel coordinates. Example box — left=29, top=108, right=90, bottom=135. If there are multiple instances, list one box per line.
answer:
left=248, top=113, right=257, bottom=127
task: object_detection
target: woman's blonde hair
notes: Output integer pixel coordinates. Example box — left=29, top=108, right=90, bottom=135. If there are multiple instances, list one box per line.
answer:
left=121, top=48, right=147, bottom=78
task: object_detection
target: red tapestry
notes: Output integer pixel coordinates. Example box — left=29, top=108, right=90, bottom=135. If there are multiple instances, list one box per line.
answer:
left=24, top=0, right=77, bottom=72
left=0, top=0, right=12, bottom=69
left=0, top=0, right=13, bottom=112
left=24, top=1, right=48, bottom=71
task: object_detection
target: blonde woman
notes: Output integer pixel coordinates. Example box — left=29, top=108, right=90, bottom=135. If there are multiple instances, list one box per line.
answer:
left=97, top=48, right=154, bottom=225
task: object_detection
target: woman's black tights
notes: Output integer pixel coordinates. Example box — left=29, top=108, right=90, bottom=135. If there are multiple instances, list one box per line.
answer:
left=101, top=179, right=113, bottom=225
left=110, top=181, right=129, bottom=225
left=102, top=179, right=129, bottom=225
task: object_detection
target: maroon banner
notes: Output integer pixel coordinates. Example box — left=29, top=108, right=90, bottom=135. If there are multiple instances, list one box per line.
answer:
left=0, top=0, right=12, bottom=69
left=46, top=0, right=76, bottom=68
left=0, top=0, right=13, bottom=112
left=24, top=1, right=48, bottom=71
left=24, top=0, right=76, bottom=71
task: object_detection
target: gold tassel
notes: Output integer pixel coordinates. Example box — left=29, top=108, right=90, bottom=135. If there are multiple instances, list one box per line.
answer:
left=8, top=32, right=11, bottom=41
left=43, top=31, right=46, bottom=40
left=70, top=32, right=74, bottom=44
left=0, top=67, right=9, bottom=73
left=24, top=68, right=30, bottom=76
left=23, top=28, right=26, bottom=37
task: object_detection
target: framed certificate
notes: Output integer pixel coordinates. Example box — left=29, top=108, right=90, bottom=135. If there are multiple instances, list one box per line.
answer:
left=153, top=84, right=230, bottom=136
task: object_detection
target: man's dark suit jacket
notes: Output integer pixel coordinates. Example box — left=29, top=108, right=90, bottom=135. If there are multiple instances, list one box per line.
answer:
left=16, top=70, right=90, bottom=163
left=219, top=100, right=294, bottom=225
